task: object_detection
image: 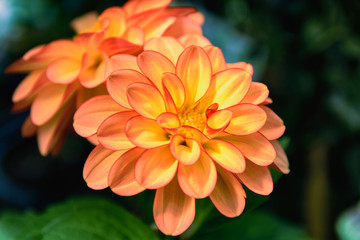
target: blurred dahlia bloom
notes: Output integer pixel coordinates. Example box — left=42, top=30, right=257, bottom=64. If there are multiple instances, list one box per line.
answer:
left=73, top=37, right=289, bottom=236
left=6, top=0, right=203, bottom=156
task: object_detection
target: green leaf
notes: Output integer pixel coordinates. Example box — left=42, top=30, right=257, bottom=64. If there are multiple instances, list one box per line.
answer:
left=0, top=196, right=160, bottom=240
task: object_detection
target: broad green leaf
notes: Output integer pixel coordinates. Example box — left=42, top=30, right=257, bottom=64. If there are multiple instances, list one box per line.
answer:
left=0, top=196, right=159, bottom=240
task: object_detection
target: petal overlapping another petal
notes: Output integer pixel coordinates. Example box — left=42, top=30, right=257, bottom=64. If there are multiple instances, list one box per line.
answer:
left=210, top=166, right=246, bottom=217
left=135, top=145, right=178, bottom=189
left=177, top=151, right=217, bottom=198
left=108, top=147, right=146, bottom=196
left=153, top=178, right=195, bottom=236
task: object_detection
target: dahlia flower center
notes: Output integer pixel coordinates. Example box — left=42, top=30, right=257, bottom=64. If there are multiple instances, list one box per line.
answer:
left=178, top=108, right=206, bottom=131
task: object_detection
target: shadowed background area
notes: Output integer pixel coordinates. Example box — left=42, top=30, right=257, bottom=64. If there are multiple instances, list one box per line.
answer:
left=0, top=0, right=359, bottom=239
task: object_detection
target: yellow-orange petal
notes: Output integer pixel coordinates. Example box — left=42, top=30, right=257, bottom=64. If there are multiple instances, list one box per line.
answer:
left=46, top=57, right=81, bottom=84
left=200, top=68, right=251, bottom=111
left=225, top=104, right=267, bottom=135
left=135, top=145, right=178, bottom=189
left=100, top=37, right=142, bottom=56
left=178, top=34, right=211, bottom=47
left=123, top=26, right=145, bottom=46
left=204, top=46, right=227, bottom=74
left=237, top=160, right=273, bottom=195
left=209, top=166, right=246, bottom=217
left=203, top=139, right=245, bottom=173
left=163, top=16, right=202, bottom=38
left=83, top=145, right=126, bottom=190
left=170, top=134, right=200, bottom=165
left=227, top=62, right=254, bottom=75
left=127, top=82, right=166, bottom=119
left=259, top=106, right=286, bottom=140
left=153, top=178, right=195, bottom=236
left=108, top=147, right=146, bottom=196
left=157, top=112, right=181, bottom=131
left=105, top=54, right=140, bottom=79
left=30, top=83, right=67, bottom=126
left=99, top=7, right=126, bottom=37
left=144, top=37, right=184, bottom=64
left=74, top=95, right=126, bottom=137
left=241, top=82, right=269, bottom=105
left=126, top=115, right=170, bottom=148
left=124, top=0, right=170, bottom=16
left=107, top=69, right=150, bottom=109
left=78, top=59, right=107, bottom=88
left=205, top=109, right=232, bottom=136
left=5, top=58, right=48, bottom=73
left=176, top=46, right=212, bottom=106
left=178, top=151, right=216, bottom=198
left=137, top=50, right=175, bottom=93
left=271, top=140, right=290, bottom=174
left=71, top=11, right=98, bottom=34
left=218, top=133, right=276, bottom=166
left=12, top=70, right=45, bottom=102
left=162, top=72, right=185, bottom=110
left=143, top=16, right=176, bottom=41
left=33, top=40, right=81, bottom=61
left=97, top=111, right=138, bottom=150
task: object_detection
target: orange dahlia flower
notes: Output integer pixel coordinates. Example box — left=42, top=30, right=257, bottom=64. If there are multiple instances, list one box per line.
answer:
left=6, top=0, right=203, bottom=156
left=73, top=37, right=289, bottom=235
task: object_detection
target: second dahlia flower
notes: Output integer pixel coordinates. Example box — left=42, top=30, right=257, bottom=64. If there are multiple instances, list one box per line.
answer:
left=6, top=0, right=203, bottom=155
left=74, top=37, right=289, bottom=235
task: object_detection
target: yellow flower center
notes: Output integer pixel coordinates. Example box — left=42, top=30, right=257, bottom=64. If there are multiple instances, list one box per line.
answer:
left=178, top=108, right=206, bottom=131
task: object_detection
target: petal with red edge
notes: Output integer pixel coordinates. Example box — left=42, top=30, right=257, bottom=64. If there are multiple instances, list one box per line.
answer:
left=105, top=54, right=140, bottom=79
left=178, top=34, right=211, bottom=47
left=237, top=160, right=273, bottom=195
left=204, top=46, right=227, bottom=74
left=124, top=0, right=170, bottom=15
left=144, top=37, right=184, bottom=64
left=162, top=72, right=185, bottom=110
left=100, top=38, right=142, bottom=56
left=200, top=68, right=251, bottom=111
left=97, top=111, right=138, bottom=150
left=259, top=106, right=286, bottom=140
left=137, top=50, right=175, bottom=92
left=205, top=109, right=232, bottom=136
left=107, top=69, right=150, bottom=109
left=170, top=134, right=200, bottom=165
left=109, top=147, right=146, bottom=196
left=241, top=82, right=269, bottom=105
left=12, top=70, right=44, bottom=102
left=225, top=104, right=267, bottom=135
left=210, top=166, right=246, bottom=217
left=271, top=140, right=290, bottom=174
left=217, top=133, right=276, bottom=166
left=46, top=57, right=81, bottom=84
left=176, top=46, right=212, bottom=106
left=127, top=82, right=166, bottom=119
left=227, top=62, right=253, bottom=75
left=178, top=151, right=217, bottom=198
left=74, top=95, right=126, bottom=137
left=83, top=145, right=126, bottom=190
left=143, top=16, right=176, bottom=41
left=203, top=139, right=245, bottom=173
left=31, top=83, right=67, bottom=126
left=126, top=115, right=170, bottom=148
left=135, top=145, right=178, bottom=189
left=123, top=26, right=145, bottom=46
left=157, top=112, right=181, bottom=131
left=153, top=178, right=195, bottom=236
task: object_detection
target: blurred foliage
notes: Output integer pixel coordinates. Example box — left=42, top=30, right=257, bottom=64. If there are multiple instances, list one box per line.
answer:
left=0, top=196, right=160, bottom=240
left=336, top=202, right=360, bottom=240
